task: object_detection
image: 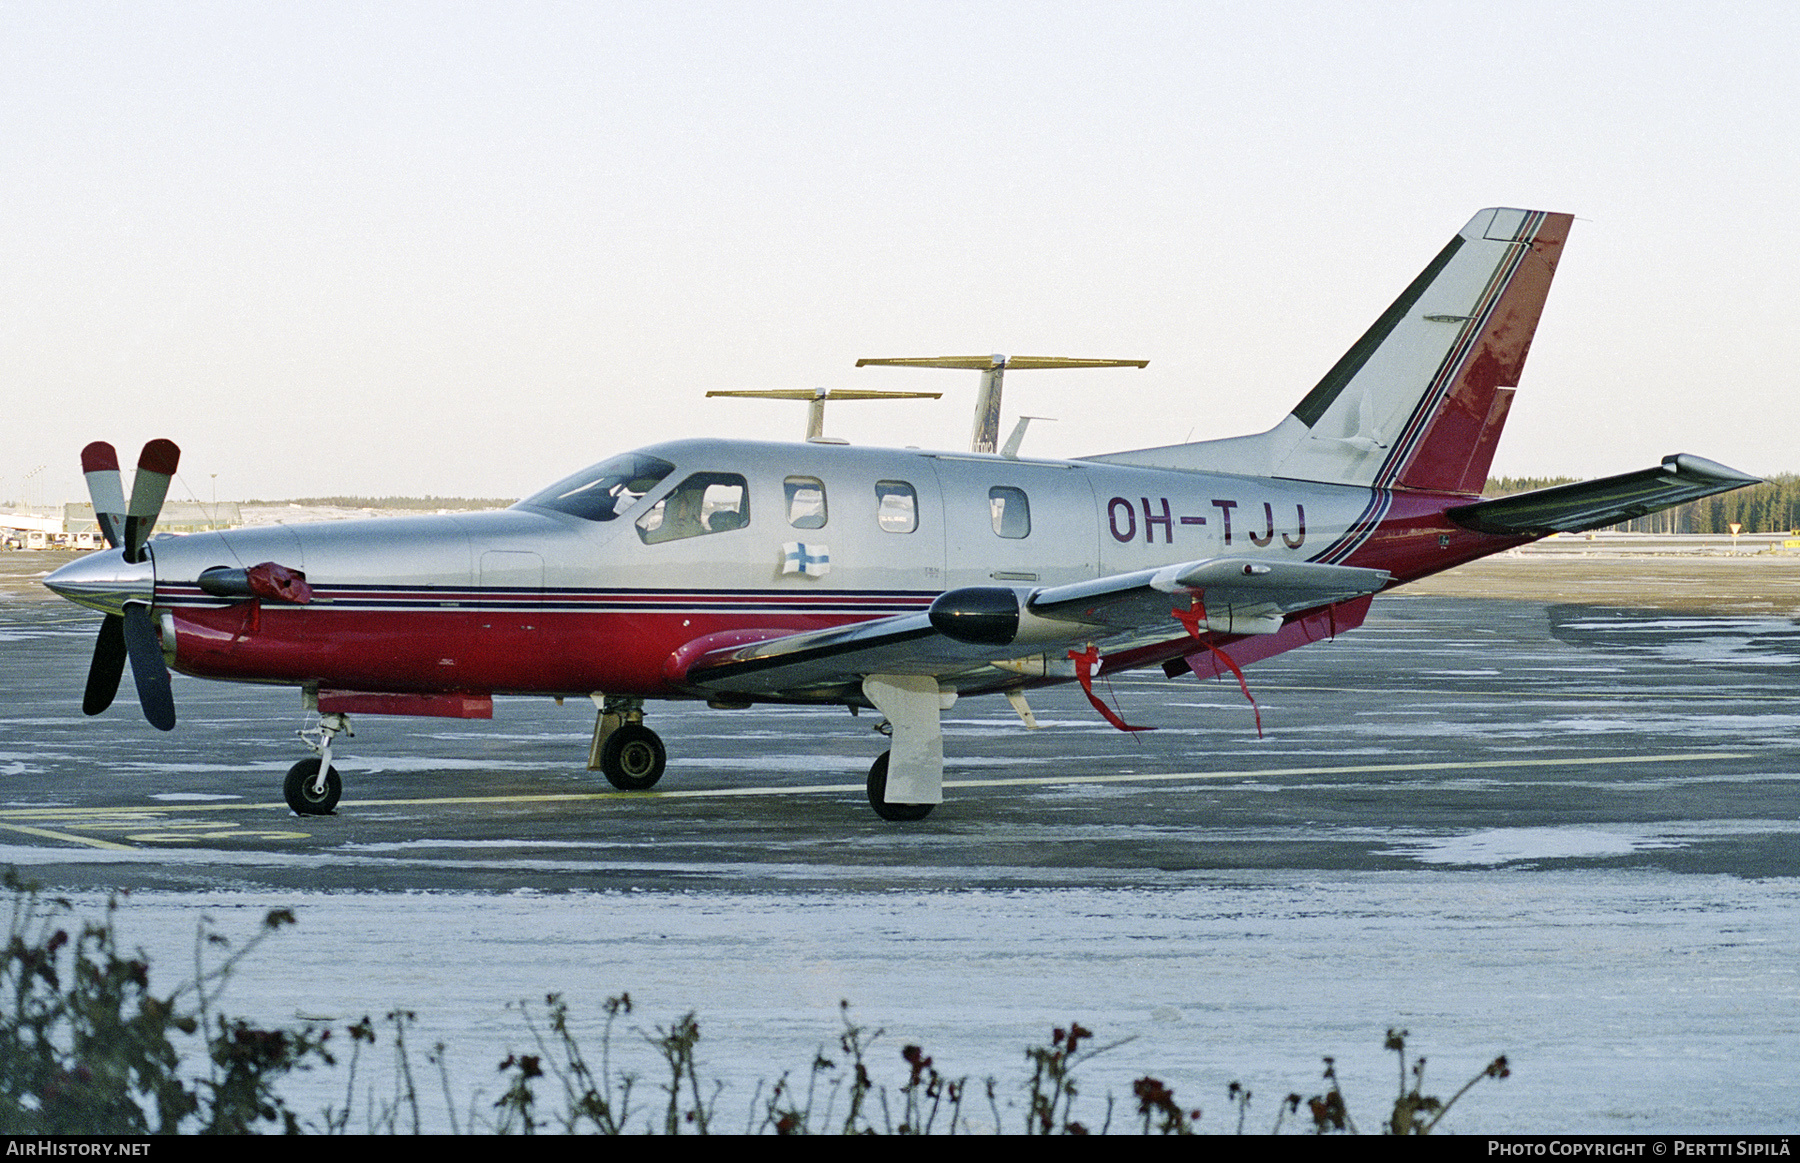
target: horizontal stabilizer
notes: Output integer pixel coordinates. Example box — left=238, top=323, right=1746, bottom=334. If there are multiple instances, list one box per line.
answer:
left=1447, top=455, right=1760, bottom=536
left=706, top=388, right=942, bottom=443
left=858, top=354, right=1146, bottom=453
left=855, top=356, right=1147, bottom=371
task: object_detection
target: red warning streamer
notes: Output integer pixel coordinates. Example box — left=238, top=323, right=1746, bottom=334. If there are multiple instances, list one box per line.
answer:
left=1067, top=645, right=1154, bottom=733
left=1196, top=639, right=1262, bottom=739
left=1173, top=595, right=1263, bottom=739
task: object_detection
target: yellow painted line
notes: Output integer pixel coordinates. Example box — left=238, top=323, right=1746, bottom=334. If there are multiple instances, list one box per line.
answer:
left=76, top=820, right=242, bottom=831
left=125, top=830, right=310, bottom=844
left=0, top=750, right=1763, bottom=822
left=348, top=750, right=1757, bottom=799
left=1241, top=685, right=1800, bottom=702
left=940, top=750, right=1764, bottom=790
left=0, top=820, right=137, bottom=850
left=0, top=805, right=182, bottom=820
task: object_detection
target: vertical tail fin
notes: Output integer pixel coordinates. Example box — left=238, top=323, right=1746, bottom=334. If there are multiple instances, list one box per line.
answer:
left=1285, top=208, right=1572, bottom=491
left=1091, top=208, right=1573, bottom=493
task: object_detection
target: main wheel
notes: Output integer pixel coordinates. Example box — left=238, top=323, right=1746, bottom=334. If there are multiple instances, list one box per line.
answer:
left=866, top=751, right=934, bottom=822
left=600, top=723, right=666, bottom=791
left=284, top=757, right=342, bottom=815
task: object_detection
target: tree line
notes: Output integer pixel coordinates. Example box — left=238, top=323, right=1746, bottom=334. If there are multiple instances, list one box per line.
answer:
left=244, top=495, right=517, bottom=511
left=1484, top=474, right=1800, bottom=535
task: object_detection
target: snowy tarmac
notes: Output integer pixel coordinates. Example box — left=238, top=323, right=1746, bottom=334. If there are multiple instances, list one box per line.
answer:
left=0, top=552, right=1796, bottom=1132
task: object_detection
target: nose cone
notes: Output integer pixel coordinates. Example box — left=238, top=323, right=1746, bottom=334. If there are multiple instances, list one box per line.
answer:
left=43, top=548, right=154, bottom=616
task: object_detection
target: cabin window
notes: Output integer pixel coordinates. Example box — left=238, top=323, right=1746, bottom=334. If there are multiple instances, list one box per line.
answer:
left=875, top=481, right=917, bottom=533
left=989, top=486, right=1030, bottom=538
left=784, top=476, right=827, bottom=529
left=516, top=453, right=675, bottom=522
left=637, top=472, right=751, bottom=544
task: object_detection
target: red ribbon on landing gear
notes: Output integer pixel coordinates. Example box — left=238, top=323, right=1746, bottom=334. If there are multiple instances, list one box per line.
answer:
left=1067, top=645, right=1154, bottom=733
left=1172, top=595, right=1263, bottom=739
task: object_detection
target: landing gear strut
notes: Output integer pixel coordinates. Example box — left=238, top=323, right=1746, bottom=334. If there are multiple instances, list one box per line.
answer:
left=588, top=695, right=666, bottom=791
left=287, top=711, right=350, bottom=815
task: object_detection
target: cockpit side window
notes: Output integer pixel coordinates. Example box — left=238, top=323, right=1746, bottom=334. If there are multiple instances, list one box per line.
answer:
left=876, top=481, right=917, bottom=533
left=515, top=453, right=675, bottom=522
left=637, top=473, right=751, bottom=544
left=784, top=476, right=827, bottom=529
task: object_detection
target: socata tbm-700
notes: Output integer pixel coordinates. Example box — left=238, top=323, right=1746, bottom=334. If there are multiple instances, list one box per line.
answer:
left=46, top=208, right=1757, bottom=820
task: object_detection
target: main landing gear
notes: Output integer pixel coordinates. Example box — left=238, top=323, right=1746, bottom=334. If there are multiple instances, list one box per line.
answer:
left=287, top=712, right=350, bottom=815
left=866, top=751, right=934, bottom=822
left=275, top=691, right=930, bottom=819
left=588, top=695, right=667, bottom=791
left=861, top=675, right=948, bottom=823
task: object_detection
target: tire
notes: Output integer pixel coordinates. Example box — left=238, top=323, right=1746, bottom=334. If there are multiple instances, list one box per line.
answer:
left=600, top=723, right=666, bottom=791
left=284, top=757, right=341, bottom=815
left=866, top=751, right=934, bottom=822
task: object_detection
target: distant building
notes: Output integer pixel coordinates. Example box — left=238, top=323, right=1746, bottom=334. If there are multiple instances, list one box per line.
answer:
left=1, top=501, right=242, bottom=549
left=61, top=501, right=241, bottom=536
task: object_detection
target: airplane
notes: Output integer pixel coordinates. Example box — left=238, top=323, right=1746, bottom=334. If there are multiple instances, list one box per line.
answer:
left=44, top=207, right=1761, bottom=822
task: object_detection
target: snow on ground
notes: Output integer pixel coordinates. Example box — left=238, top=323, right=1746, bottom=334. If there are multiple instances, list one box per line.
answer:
left=33, top=870, right=1799, bottom=1135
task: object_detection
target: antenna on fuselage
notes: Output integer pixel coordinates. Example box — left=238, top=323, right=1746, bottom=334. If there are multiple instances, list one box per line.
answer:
left=853, top=355, right=1148, bottom=454
left=704, top=387, right=943, bottom=444
left=1000, top=416, right=1056, bottom=459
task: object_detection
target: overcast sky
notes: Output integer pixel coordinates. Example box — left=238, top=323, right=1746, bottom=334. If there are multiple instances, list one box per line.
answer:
left=4, top=1, right=1795, bottom=504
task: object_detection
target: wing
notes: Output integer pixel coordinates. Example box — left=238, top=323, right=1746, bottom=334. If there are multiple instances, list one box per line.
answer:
left=669, top=558, right=1390, bottom=702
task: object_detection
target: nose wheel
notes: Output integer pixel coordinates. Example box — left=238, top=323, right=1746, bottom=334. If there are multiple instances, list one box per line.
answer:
left=288, top=710, right=350, bottom=815
left=284, top=757, right=342, bottom=815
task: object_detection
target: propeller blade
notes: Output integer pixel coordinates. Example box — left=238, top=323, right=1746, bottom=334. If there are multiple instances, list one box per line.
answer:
left=122, top=604, right=175, bottom=731
left=82, top=614, right=127, bottom=716
left=80, top=441, right=126, bottom=550
left=123, top=439, right=180, bottom=562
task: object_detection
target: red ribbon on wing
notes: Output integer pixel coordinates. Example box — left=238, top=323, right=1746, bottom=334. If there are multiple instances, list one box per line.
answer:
left=1067, top=645, right=1154, bottom=733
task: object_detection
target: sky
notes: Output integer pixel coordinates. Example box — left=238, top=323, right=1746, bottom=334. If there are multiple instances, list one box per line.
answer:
left=4, top=1, right=1796, bottom=504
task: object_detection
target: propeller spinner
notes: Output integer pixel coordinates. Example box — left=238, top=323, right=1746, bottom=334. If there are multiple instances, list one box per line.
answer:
left=53, top=439, right=182, bottom=731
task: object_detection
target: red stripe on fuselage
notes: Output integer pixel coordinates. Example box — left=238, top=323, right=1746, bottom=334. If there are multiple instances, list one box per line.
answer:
left=160, top=498, right=1525, bottom=700
left=167, top=601, right=924, bottom=699
left=155, top=585, right=926, bottom=614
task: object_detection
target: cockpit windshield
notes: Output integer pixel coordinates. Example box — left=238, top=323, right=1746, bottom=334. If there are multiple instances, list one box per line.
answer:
left=515, top=453, right=676, bottom=522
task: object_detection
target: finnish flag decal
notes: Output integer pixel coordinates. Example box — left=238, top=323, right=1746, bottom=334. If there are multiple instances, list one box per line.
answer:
left=781, top=542, right=831, bottom=577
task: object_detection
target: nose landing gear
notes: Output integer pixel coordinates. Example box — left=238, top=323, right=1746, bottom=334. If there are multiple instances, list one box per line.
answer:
left=286, top=712, right=350, bottom=815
